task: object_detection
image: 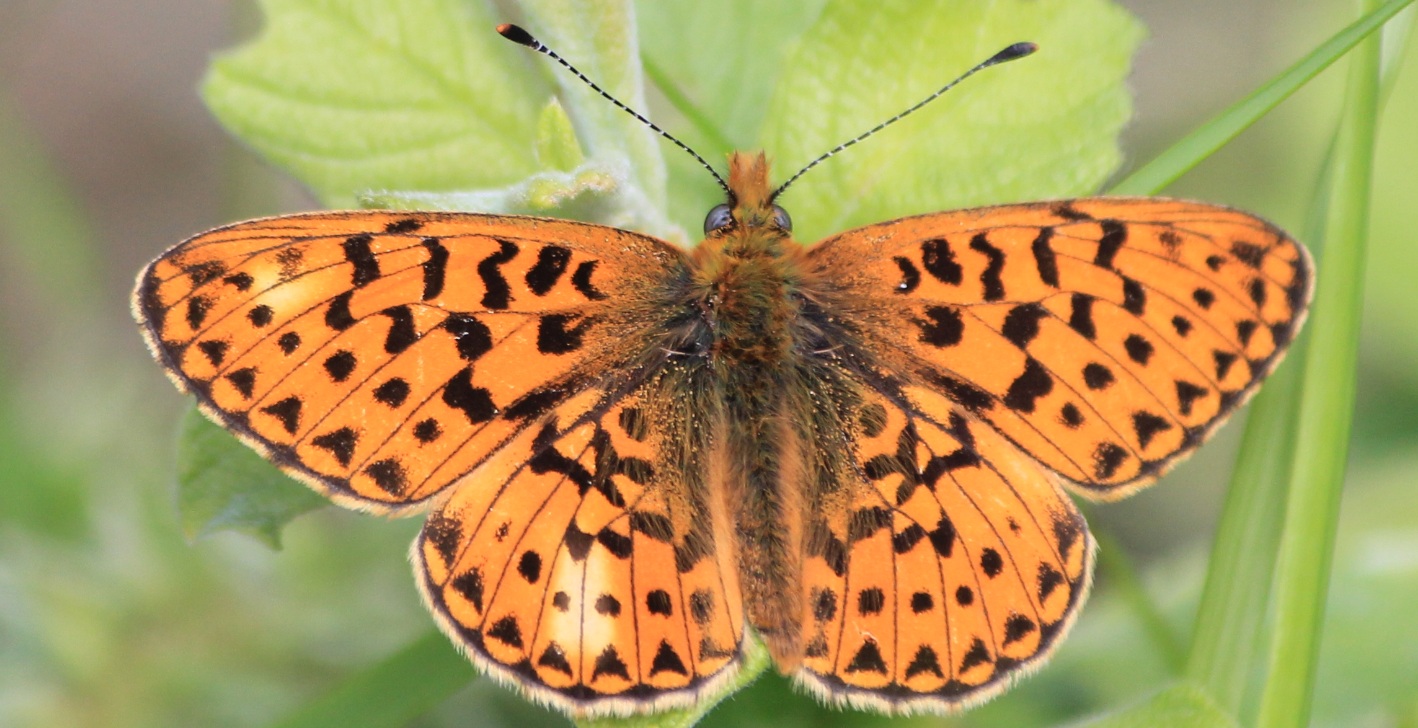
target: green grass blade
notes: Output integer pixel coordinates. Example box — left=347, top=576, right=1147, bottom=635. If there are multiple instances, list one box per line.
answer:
left=270, top=631, right=472, bottom=728
left=1182, top=351, right=1303, bottom=713
left=1255, top=5, right=1384, bottom=727
left=1109, top=0, right=1413, bottom=196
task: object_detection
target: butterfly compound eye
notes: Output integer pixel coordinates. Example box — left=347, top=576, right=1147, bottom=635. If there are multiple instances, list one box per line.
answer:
left=772, top=205, right=792, bottom=231
left=704, top=204, right=734, bottom=234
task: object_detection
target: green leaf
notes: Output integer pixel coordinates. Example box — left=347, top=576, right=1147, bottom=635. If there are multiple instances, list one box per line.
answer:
left=637, top=0, right=830, bottom=233
left=537, top=98, right=587, bottom=172
left=202, top=0, right=546, bottom=207
left=760, top=0, right=1143, bottom=243
left=1066, top=681, right=1239, bottom=728
left=176, top=408, right=327, bottom=548
left=1256, top=3, right=1385, bottom=725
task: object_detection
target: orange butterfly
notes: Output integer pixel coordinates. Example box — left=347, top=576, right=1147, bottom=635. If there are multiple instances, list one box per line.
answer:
left=133, top=25, right=1310, bottom=718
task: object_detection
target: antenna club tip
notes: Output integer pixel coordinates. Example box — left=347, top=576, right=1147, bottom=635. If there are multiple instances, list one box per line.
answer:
left=496, top=23, right=537, bottom=47
left=993, top=42, right=1038, bottom=63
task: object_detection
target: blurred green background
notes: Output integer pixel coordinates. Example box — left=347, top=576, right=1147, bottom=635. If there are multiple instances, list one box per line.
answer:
left=1, top=1, right=1415, bottom=726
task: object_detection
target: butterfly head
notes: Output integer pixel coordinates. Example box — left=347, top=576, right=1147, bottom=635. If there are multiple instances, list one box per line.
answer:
left=704, top=152, right=793, bottom=239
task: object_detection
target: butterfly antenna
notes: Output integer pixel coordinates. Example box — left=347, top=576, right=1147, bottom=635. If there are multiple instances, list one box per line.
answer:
left=498, top=24, right=732, bottom=198
left=770, top=42, right=1038, bottom=203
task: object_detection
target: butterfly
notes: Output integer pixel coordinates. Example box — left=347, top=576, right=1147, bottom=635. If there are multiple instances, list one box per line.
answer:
left=133, top=25, right=1311, bottom=718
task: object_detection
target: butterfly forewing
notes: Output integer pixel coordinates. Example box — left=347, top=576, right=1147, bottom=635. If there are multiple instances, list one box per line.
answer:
left=135, top=211, right=686, bottom=510
left=808, top=198, right=1311, bottom=498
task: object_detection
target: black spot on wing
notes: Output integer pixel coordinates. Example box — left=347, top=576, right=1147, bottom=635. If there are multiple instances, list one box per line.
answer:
left=1236, top=320, right=1258, bottom=347
left=1132, top=411, right=1173, bottom=450
left=844, top=640, right=888, bottom=674
left=365, top=459, right=407, bottom=495
left=385, top=217, right=423, bottom=233
left=905, top=646, right=944, bottom=679
left=1214, top=351, right=1238, bottom=380
left=959, top=638, right=992, bottom=672
left=1051, top=201, right=1092, bottom=220
left=373, top=377, right=410, bottom=407
left=444, top=314, right=493, bottom=361
left=1231, top=240, right=1266, bottom=268
left=1002, top=303, right=1047, bottom=349
left=442, top=368, right=498, bottom=424
left=420, top=237, right=448, bottom=300
left=1002, top=614, right=1037, bottom=646
left=226, top=368, right=256, bottom=398
left=1093, top=442, right=1128, bottom=480
left=525, top=245, right=571, bottom=295
left=1069, top=293, right=1097, bottom=340
left=185, top=261, right=226, bottom=285
left=517, top=551, right=542, bottom=583
left=1038, top=563, right=1065, bottom=602
left=1176, top=380, right=1209, bottom=417
left=857, top=588, right=885, bottom=615
left=248, top=305, right=274, bottom=327
left=1031, top=227, right=1059, bottom=286
left=261, top=397, right=302, bottom=435
left=186, top=296, right=212, bottom=329
left=812, top=588, right=837, bottom=621
left=325, top=291, right=356, bottom=331
left=223, top=271, right=254, bottom=291
left=311, top=427, right=358, bottom=467
left=649, top=640, right=688, bottom=677
left=969, top=234, right=1006, bottom=301
left=537, top=314, right=592, bottom=354
left=343, top=233, right=379, bottom=287
left=1083, top=362, right=1114, bottom=390
left=921, top=238, right=963, bottom=285
left=413, top=418, right=442, bottom=443
left=381, top=306, right=418, bottom=354
left=538, top=643, right=573, bottom=676
left=1248, top=278, right=1267, bottom=308
left=923, top=371, right=995, bottom=414
left=914, top=306, right=963, bottom=347
left=1094, top=220, right=1126, bottom=269
left=323, top=350, right=357, bottom=382
left=477, top=239, right=518, bottom=310
left=1122, top=276, right=1147, bottom=315
left=451, top=567, right=484, bottom=611
left=893, top=256, right=921, bottom=293
left=571, top=260, right=609, bottom=301
left=1003, top=358, right=1052, bottom=413
left=646, top=590, right=673, bottom=616
left=980, top=548, right=1003, bottom=577
left=487, top=615, right=523, bottom=648
left=197, top=340, right=228, bottom=366
left=1124, top=334, right=1154, bottom=365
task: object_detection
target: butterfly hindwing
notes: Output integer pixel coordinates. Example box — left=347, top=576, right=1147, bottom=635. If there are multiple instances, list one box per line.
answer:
left=808, top=198, right=1312, bottom=498
left=415, top=366, right=746, bottom=714
left=792, top=367, right=1092, bottom=712
left=134, top=211, right=686, bottom=511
